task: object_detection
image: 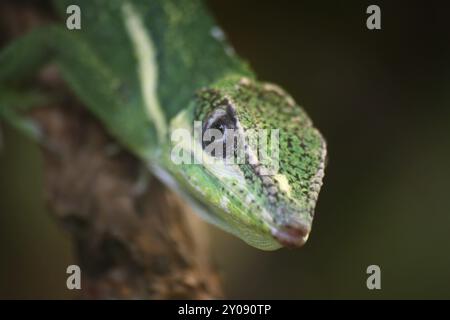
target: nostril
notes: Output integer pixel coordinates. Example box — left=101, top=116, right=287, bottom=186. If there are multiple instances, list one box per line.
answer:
left=286, top=219, right=310, bottom=235
left=271, top=220, right=311, bottom=248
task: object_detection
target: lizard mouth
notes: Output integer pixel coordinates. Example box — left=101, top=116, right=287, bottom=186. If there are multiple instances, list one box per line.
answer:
left=271, top=220, right=311, bottom=248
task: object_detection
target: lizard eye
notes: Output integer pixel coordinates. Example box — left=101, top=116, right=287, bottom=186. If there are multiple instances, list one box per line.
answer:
left=202, top=106, right=237, bottom=157
left=208, top=112, right=235, bottom=133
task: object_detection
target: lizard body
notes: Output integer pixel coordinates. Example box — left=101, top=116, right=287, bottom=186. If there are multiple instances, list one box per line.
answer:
left=0, top=0, right=326, bottom=250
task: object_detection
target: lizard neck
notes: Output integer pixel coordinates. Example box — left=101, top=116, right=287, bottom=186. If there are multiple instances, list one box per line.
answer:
left=142, top=0, right=253, bottom=119
left=120, top=0, right=254, bottom=156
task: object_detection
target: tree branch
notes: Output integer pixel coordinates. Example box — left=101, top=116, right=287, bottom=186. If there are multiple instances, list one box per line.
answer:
left=1, top=0, right=222, bottom=299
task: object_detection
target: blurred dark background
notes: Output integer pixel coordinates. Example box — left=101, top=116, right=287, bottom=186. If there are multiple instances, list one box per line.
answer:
left=1, top=0, right=450, bottom=298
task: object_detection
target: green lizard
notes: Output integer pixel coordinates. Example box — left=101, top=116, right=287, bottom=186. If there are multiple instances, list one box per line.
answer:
left=0, top=0, right=327, bottom=250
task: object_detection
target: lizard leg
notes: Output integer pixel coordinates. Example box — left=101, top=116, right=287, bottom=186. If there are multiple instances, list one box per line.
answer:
left=0, top=89, right=47, bottom=141
left=0, top=26, right=154, bottom=157
left=0, top=27, right=56, bottom=140
left=0, top=26, right=121, bottom=125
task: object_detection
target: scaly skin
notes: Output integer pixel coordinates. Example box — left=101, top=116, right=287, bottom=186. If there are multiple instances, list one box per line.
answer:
left=0, top=0, right=326, bottom=250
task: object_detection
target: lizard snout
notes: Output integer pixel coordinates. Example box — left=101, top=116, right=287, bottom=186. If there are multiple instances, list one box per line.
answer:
left=271, top=219, right=311, bottom=248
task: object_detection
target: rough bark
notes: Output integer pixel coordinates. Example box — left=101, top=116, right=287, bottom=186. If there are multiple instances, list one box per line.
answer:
left=1, top=0, right=223, bottom=299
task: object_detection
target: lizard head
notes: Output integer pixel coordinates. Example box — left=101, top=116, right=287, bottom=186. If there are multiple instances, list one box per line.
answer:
left=166, top=76, right=327, bottom=250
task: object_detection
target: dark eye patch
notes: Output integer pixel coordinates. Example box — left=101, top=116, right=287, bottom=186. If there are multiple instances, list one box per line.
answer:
left=208, top=113, right=235, bottom=133
left=202, top=105, right=237, bottom=157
